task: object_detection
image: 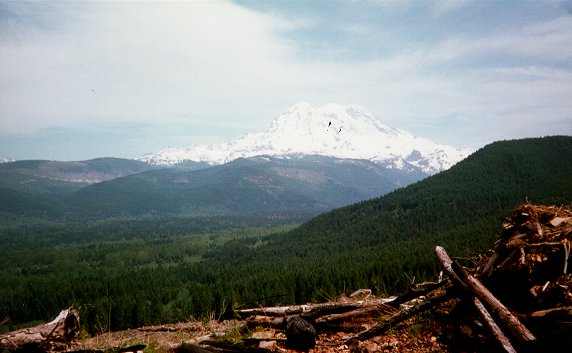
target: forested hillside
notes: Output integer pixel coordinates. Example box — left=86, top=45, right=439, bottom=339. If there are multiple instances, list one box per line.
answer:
left=68, top=155, right=423, bottom=219
left=1, top=136, right=570, bottom=335
left=200, top=136, right=571, bottom=304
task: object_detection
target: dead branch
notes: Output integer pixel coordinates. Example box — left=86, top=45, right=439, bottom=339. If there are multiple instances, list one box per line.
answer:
left=471, top=297, right=517, bottom=353
left=315, top=303, right=397, bottom=325
left=451, top=261, right=536, bottom=342
left=345, top=288, right=453, bottom=343
left=436, top=246, right=536, bottom=345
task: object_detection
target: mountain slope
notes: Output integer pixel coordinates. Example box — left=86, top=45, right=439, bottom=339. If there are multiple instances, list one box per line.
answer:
left=140, top=102, right=471, bottom=175
left=69, top=155, right=425, bottom=219
left=194, top=136, right=572, bottom=302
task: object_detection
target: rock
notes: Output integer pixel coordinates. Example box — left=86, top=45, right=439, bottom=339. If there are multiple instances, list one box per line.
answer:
left=285, top=315, right=316, bottom=351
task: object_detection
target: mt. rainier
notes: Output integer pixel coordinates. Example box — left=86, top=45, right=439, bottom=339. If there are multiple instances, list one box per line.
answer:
left=139, top=102, right=472, bottom=175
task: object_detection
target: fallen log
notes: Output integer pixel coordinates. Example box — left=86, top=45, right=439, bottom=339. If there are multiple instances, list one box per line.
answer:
left=451, top=260, right=536, bottom=342
left=235, top=298, right=396, bottom=319
left=435, top=246, right=535, bottom=343
left=471, top=297, right=517, bottom=353
left=387, top=279, right=447, bottom=308
left=0, top=307, right=80, bottom=352
left=435, top=246, right=529, bottom=351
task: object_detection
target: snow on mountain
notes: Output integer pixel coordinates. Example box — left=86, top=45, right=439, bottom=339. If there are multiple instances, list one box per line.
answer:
left=139, top=102, right=472, bottom=175
left=0, top=157, right=15, bottom=164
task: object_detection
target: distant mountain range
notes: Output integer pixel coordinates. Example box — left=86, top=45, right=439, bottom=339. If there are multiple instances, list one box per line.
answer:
left=139, top=102, right=472, bottom=175
left=0, top=154, right=426, bottom=221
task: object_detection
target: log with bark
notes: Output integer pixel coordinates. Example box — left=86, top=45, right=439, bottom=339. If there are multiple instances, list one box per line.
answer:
left=0, top=307, right=80, bottom=352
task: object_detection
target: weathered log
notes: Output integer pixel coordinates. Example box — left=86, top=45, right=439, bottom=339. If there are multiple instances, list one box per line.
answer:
left=471, top=297, right=517, bottom=353
left=435, top=246, right=528, bottom=350
left=236, top=298, right=396, bottom=319
left=451, top=260, right=536, bottom=342
left=0, top=307, right=80, bottom=352
left=345, top=288, right=453, bottom=343
left=245, top=315, right=285, bottom=329
left=435, top=245, right=536, bottom=343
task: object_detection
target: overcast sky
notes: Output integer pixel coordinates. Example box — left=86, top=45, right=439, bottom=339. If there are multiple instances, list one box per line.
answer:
left=1, top=0, right=571, bottom=161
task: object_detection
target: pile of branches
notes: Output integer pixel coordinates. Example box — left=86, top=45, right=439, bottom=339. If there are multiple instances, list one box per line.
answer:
left=480, top=204, right=571, bottom=312
left=438, top=203, right=572, bottom=352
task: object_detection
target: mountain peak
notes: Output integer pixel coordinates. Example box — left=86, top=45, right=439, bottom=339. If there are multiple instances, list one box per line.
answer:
left=139, top=102, right=473, bottom=174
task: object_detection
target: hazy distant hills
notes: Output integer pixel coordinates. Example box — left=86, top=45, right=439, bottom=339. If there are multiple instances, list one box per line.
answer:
left=68, top=154, right=425, bottom=219
left=0, top=158, right=157, bottom=219
left=0, top=158, right=155, bottom=185
left=0, top=154, right=426, bottom=221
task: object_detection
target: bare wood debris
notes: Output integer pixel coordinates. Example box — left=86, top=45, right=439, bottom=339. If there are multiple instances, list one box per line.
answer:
left=0, top=307, right=80, bottom=352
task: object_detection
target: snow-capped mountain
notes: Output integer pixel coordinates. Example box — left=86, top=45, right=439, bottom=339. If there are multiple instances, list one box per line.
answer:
left=139, top=102, right=472, bottom=175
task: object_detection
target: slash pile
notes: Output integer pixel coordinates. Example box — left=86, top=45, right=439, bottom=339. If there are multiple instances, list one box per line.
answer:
left=453, top=203, right=572, bottom=352
left=479, top=204, right=572, bottom=313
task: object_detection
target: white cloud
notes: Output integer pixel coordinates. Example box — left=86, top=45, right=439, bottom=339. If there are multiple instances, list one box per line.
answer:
left=0, top=1, right=300, bottom=134
left=0, top=0, right=570, bottom=159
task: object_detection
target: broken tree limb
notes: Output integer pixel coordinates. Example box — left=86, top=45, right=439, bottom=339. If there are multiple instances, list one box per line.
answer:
left=472, top=297, right=517, bottom=353
left=345, top=288, right=453, bottom=343
left=435, top=246, right=535, bottom=342
left=519, top=306, right=572, bottom=321
left=435, top=247, right=520, bottom=351
left=451, top=260, right=536, bottom=342
left=0, top=307, right=80, bottom=352
left=315, top=304, right=397, bottom=325
left=387, top=279, right=447, bottom=308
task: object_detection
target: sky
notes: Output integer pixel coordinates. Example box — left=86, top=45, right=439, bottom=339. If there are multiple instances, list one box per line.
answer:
left=1, top=0, right=571, bottom=161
